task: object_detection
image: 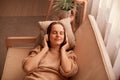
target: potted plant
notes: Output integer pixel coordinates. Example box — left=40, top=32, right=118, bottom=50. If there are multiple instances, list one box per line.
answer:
left=49, top=0, right=79, bottom=20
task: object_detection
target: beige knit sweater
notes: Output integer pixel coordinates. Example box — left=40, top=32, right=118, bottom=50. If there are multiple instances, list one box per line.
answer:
left=23, top=46, right=78, bottom=80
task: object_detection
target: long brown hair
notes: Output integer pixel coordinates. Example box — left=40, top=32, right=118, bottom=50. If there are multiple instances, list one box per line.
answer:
left=47, top=21, right=66, bottom=48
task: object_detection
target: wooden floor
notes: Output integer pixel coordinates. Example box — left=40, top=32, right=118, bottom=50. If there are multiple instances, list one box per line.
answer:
left=0, top=0, right=49, bottom=16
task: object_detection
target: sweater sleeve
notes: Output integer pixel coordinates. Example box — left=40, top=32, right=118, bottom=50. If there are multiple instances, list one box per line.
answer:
left=22, top=45, right=41, bottom=66
left=59, top=51, right=78, bottom=77
left=29, top=45, right=41, bottom=56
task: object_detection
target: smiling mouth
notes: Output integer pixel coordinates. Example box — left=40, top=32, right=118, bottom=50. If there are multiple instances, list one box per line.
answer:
left=55, top=39, right=61, bottom=41
left=55, top=38, right=63, bottom=41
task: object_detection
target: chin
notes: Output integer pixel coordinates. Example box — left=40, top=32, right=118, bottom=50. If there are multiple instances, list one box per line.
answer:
left=55, top=42, right=63, bottom=45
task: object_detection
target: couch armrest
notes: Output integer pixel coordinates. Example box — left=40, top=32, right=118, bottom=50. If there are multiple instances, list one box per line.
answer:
left=88, top=15, right=115, bottom=80
left=6, top=36, right=37, bottom=48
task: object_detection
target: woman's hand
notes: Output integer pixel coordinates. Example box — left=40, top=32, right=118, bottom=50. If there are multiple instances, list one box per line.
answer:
left=61, top=35, right=69, bottom=51
left=43, top=34, right=49, bottom=51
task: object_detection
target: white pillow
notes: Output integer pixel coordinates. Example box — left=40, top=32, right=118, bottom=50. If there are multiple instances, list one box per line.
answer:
left=37, top=17, right=75, bottom=50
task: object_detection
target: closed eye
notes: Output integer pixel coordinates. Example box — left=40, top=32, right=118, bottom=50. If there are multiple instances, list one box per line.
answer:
left=52, top=31, right=57, bottom=34
left=60, top=31, right=64, bottom=35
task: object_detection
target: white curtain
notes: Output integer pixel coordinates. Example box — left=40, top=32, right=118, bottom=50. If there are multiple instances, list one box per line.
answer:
left=91, top=0, right=120, bottom=79
left=113, top=47, right=120, bottom=80
left=91, top=0, right=100, bottom=19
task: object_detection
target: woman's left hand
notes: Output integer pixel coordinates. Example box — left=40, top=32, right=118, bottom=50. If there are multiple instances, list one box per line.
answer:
left=61, top=35, right=69, bottom=51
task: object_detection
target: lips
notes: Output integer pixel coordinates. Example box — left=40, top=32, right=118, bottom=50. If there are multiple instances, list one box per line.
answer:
left=55, top=39, right=61, bottom=41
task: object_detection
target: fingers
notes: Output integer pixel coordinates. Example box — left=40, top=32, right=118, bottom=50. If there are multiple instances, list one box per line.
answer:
left=43, top=34, right=48, bottom=48
left=61, top=34, right=69, bottom=50
left=44, top=34, right=48, bottom=42
left=65, top=33, right=69, bottom=44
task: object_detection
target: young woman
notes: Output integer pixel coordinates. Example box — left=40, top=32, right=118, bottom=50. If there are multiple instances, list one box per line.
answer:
left=22, top=22, right=78, bottom=80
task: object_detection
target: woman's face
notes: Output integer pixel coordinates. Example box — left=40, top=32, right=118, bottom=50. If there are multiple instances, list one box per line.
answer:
left=49, top=24, right=65, bottom=47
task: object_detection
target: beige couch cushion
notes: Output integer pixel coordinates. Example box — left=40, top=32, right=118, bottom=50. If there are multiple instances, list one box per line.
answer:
left=71, top=17, right=111, bottom=80
left=1, top=47, right=31, bottom=80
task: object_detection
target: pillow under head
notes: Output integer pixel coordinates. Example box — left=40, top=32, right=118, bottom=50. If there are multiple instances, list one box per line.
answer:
left=35, top=17, right=75, bottom=50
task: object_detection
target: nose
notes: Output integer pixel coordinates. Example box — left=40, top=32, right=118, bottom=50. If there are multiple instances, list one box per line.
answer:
left=56, top=33, right=60, bottom=37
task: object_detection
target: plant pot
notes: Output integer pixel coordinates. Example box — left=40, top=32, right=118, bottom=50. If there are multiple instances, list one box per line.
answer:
left=49, top=8, right=76, bottom=20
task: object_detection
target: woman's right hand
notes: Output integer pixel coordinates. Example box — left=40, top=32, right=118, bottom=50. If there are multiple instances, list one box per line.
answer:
left=43, top=34, right=49, bottom=51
